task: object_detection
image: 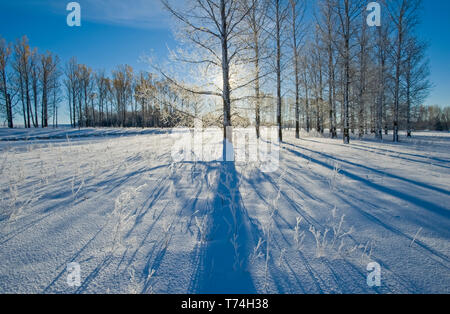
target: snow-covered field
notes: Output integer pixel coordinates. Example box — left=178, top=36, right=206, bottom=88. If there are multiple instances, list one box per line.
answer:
left=0, top=128, right=449, bottom=294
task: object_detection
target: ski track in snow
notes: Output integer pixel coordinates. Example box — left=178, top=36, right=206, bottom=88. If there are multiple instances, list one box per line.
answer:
left=0, top=128, right=449, bottom=294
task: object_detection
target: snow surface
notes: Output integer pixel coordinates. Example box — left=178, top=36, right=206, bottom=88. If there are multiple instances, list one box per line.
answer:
left=0, top=128, right=449, bottom=294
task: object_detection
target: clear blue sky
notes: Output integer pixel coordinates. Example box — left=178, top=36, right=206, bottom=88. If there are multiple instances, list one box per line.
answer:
left=0, top=0, right=449, bottom=124
left=0, top=0, right=175, bottom=76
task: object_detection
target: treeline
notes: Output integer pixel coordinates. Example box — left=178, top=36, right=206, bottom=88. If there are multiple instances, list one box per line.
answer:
left=161, top=0, right=440, bottom=143
left=0, top=0, right=448, bottom=142
left=63, top=60, right=203, bottom=128
left=413, top=105, right=450, bottom=131
left=279, top=0, right=436, bottom=140
left=0, top=36, right=206, bottom=129
left=0, top=36, right=61, bottom=128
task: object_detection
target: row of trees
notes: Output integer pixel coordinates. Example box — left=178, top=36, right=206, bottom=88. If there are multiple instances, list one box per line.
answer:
left=0, top=1, right=444, bottom=143
left=63, top=59, right=217, bottom=128
left=413, top=105, right=450, bottom=131
left=0, top=36, right=61, bottom=129
left=161, top=0, right=435, bottom=143
left=0, top=36, right=210, bottom=129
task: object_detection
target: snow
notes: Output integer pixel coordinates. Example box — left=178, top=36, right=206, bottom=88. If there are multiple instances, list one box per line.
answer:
left=0, top=128, right=449, bottom=294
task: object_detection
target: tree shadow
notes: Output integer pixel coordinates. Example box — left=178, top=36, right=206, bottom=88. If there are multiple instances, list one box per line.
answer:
left=283, top=142, right=450, bottom=217
left=301, top=138, right=450, bottom=168
left=189, top=161, right=257, bottom=293
left=282, top=144, right=450, bottom=260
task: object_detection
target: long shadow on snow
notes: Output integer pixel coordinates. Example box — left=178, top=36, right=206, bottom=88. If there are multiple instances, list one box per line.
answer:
left=300, top=138, right=450, bottom=169
left=284, top=145, right=449, bottom=219
left=189, top=161, right=257, bottom=293
left=283, top=146, right=450, bottom=255
left=284, top=142, right=450, bottom=198
left=246, top=167, right=384, bottom=293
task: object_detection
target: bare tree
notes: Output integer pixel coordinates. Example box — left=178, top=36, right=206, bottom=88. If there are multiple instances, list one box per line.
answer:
left=386, top=0, right=421, bottom=142
left=40, top=51, right=59, bottom=128
left=356, top=8, right=369, bottom=139
left=13, top=36, right=32, bottom=128
left=270, top=0, right=289, bottom=142
left=310, top=27, right=325, bottom=134
left=77, top=64, right=93, bottom=127
left=243, top=0, right=270, bottom=139
left=112, top=65, right=133, bottom=127
left=0, top=36, right=13, bottom=128
left=49, top=61, right=62, bottom=128
left=30, top=48, right=40, bottom=128
left=162, top=0, right=253, bottom=156
left=374, top=13, right=390, bottom=140
left=403, top=36, right=431, bottom=137
left=300, top=53, right=310, bottom=132
left=317, top=0, right=338, bottom=138
left=64, top=57, right=79, bottom=128
left=96, top=70, right=110, bottom=127
left=334, top=0, right=362, bottom=144
left=289, top=0, right=306, bottom=139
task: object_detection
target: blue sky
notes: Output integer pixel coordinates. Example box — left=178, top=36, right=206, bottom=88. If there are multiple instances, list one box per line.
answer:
left=419, top=0, right=450, bottom=108
left=0, top=0, right=449, bottom=123
left=0, top=0, right=174, bottom=74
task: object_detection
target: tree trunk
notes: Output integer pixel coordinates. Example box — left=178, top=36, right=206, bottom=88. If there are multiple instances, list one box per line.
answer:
left=253, top=30, right=261, bottom=139
left=220, top=0, right=233, bottom=159
left=343, top=38, right=350, bottom=144
left=1, top=67, right=13, bottom=128
left=292, top=2, right=300, bottom=139
left=393, top=9, right=404, bottom=143
left=6, top=93, right=13, bottom=128
left=376, top=27, right=384, bottom=140
left=276, top=0, right=283, bottom=142
left=328, top=42, right=336, bottom=139
left=406, top=58, right=412, bottom=137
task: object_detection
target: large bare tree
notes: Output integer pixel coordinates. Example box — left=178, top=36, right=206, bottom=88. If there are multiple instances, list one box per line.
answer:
left=162, top=0, right=253, bottom=154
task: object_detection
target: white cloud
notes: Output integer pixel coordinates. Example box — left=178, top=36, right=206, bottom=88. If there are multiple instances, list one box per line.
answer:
left=2, top=0, right=176, bottom=30
left=77, top=0, right=171, bottom=30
